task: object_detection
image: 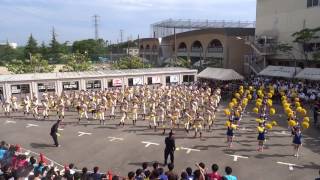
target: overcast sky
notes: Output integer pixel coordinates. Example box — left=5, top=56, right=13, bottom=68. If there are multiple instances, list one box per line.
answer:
left=0, top=0, right=256, bottom=45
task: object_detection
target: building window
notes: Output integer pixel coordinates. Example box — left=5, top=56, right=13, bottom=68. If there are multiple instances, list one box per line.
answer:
left=128, top=78, right=133, bottom=86
left=147, top=77, right=152, bottom=85
left=62, top=81, right=79, bottom=90
left=183, top=75, right=195, bottom=83
left=86, top=80, right=101, bottom=89
left=307, top=0, right=319, bottom=7
left=11, top=84, right=30, bottom=94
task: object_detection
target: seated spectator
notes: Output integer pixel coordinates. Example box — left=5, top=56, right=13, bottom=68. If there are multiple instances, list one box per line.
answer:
left=34, top=161, right=45, bottom=175
left=128, top=171, right=135, bottom=180
left=165, top=163, right=178, bottom=180
left=150, top=162, right=159, bottom=179
left=158, top=168, right=168, bottom=180
left=0, top=165, right=13, bottom=180
left=142, top=162, right=148, bottom=175
left=185, top=167, right=193, bottom=180
left=223, top=167, right=237, bottom=180
left=144, top=170, right=151, bottom=180
left=180, top=171, right=188, bottom=180
left=207, top=164, right=221, bottom=180
left=136, top=168, right=144, bottom=180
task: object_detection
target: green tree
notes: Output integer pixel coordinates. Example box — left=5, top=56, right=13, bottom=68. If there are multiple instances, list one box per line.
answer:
left=61, top=53, right=92, bottom=72
left=48, top=28, right=68, bottom=63
left=24, top=34, right=38, bottom=59
left=292, top=27, right=320, bottom=61
left=0, top=42, right=19, bottom=65
left=6, top=54, right=55, bottom=74
left=112, top=56, right=151, bottom=69
left=72, top=39, right=106, bottom=60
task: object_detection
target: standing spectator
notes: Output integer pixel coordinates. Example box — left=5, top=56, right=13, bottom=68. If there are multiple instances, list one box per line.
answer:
left=207, top=164, right=221, bottom=180
left=180, top=172, right=188, bottom=180
left=81, top=167, right=89, bottom=180
left=89, top=166, right=104, bottom=180
left=313, top=102, right=320, bottom=126
left=142, top=162, right=148, bottom=176
left=315, top=169, right=320, bottom=180
left=186, top=167, right=193, bottom=180
left=223, top=167, right=237, bottom=180
left=164, top=131, right=176, bottom=165
left=150, top=162, right=159, bottom=179
left=165, top=163, right=178, bottom=180
left=144, top=170, right=151, bottom=180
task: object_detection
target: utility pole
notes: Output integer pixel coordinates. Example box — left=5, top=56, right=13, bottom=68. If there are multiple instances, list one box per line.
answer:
left=120, top=30, right=124, bottom=43
left=93, top=14, right=100, bottom=40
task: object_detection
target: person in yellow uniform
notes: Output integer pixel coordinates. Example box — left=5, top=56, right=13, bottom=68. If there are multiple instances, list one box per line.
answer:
left=193, top=113, right=204, bottom=138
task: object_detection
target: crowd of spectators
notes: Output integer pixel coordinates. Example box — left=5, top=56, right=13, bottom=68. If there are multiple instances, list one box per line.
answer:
left=0, top=141, right=237, bottom=180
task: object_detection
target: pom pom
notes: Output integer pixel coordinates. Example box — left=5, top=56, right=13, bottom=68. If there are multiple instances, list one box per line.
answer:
left=224, top=109, right=231, bottom=116
left=225, top=121, right=231, bottom=127
left=295, top=102, right=301, bottom=107
left=229, top=102, right=235, bottom=109
left=253, top=107, right=259, bottom=114
left=231, top=124, right=238, bottom=130
left=257, top=126, right=264, bottom=133
left=271, top=120, right=277, bottom=126
left=302, top=121, right=309, bottom=129
left=256, top=118, right=264, bottom=123
left=288, top=120, right=297, bottom=127
left=295, top=98, right=300, bottom=102
left=249, top=86, right=253, bottom=91
left=270, top=108, right=276, bottom=115
left=235, top=93, right=240, bottom=99
left=303, top=117, right=310, bottom=123
left=247, top=94, right=252, bottom=100
left=300, top=109, right=307, bottom=116
left=256, top=101, right=262, bottom=107
left=266, top=123, right=273, bottom=130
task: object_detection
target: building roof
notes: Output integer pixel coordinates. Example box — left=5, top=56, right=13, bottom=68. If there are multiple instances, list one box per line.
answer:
left=163, top=28, right=255, bottom=40
left=197, top=67, right=244, bottom=81
left=0, top=67, right=197, bottom=83
left=258, top=66, right=301, bottom=78
left=295, top=68, right=320, bottom=80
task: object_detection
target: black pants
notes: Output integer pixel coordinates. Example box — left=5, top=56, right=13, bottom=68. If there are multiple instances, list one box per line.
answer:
left=164, top=149, right=174, bottom=164
left=51, top=134, right=59, bottom=147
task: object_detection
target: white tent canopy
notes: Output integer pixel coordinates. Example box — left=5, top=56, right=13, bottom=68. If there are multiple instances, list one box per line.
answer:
left=198, top=67, right=244, bottom=81
left=258, top=66, right=301, bottom=78
left=295, top=68, right=320, bottom=80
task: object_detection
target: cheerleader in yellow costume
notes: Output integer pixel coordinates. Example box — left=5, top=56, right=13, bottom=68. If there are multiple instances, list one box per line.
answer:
left=257, top=123, right=267, bottom=152
left=78, top=101, right=89, bottom=123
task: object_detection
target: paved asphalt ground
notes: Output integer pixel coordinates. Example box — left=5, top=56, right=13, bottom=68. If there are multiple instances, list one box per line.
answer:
left=0, top=101, right=320, bottom=180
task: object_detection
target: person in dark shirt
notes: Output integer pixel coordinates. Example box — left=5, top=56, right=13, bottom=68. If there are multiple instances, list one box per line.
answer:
left=50, top=120, right=61, bottom=147
left=164, top=131, right=176, bottom=165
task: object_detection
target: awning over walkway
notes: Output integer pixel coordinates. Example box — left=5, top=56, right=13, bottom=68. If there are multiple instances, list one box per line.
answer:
left=258, top=66, right=301, bottom=78
left=295, top=68, right=320, bottom=80
left=197, top=67, right=244, bottom=81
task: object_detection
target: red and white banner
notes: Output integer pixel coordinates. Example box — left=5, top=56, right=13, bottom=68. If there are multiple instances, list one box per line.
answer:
left=112, top=78, right=122, bottom=87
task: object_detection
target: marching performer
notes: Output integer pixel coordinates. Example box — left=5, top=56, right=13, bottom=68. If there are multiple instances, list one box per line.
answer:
left=98, top=103, right=105, bottom=125
left=193, top=113, right=204, bottom=138
left=23, top=96, right=31, bottom=116
left=58, top=99, right=65, bottom=120
left=11, top=96, right=18, bottom=112
left=3, top=98, right=11, bottom=117
left=32, top=97, right=40, bottom=120
left=119, top=99, right=128, bottom=127
left=79, top=101, right=89, bottom=123
left=132, top=102, right=139, bottom=126
left=42, top=99, right=49, bottom=120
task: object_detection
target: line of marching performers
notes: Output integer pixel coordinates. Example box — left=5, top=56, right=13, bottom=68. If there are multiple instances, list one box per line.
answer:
left=1, top=84, right=222, bottom=137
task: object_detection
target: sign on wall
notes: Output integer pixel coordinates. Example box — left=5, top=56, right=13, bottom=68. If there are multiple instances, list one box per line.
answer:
left=133, top=77, right=143, bottom=85
left=112, top=78, right=123, bottom=87
left=86, top=80, right=102, bottom=89
left=62, top=81, right=79, bottom=90
left=170, top=75, right=179, bottom=83
left=152, top=76, right=161, bottom=84
left=38, top=82, right=55, bottom=92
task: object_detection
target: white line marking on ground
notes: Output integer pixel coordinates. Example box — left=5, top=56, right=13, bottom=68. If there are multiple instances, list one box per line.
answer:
left=239, top=127, right=252, bottom=131
left=141, top=141, right=160, bottom=147
left=5, top=120, right=16, bottom=124
left=20, top=147, right=64, bottom=168
left=227, top=154, right=249, bottom=162
left=26, top=124, right=39, bottom=128
left=273, top=131, right=290, bottom=136
left=277, top=161, right=303, bottom=171
left=108, top=137, right=124, bottom=142
left=180, top=147, right=200, bottom=154
left=78, top=131, right=92, bottom=136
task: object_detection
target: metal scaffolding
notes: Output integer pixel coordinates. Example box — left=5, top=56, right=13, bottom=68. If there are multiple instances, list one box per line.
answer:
left=151, top=19, right=256, bottom=38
